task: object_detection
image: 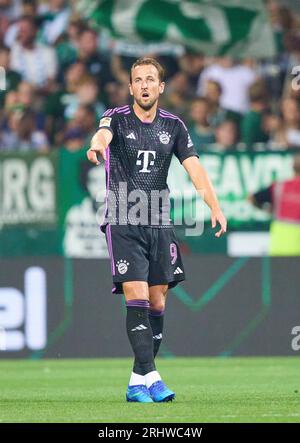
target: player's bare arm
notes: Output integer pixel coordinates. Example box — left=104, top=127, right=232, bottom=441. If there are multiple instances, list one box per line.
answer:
left=87, top=128, right=113, bottom=164
left=182, top=156, right=227, bottom=238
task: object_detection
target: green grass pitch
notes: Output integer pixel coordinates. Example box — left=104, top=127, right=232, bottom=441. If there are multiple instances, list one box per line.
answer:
left=0, top=357, right=299, bottom=423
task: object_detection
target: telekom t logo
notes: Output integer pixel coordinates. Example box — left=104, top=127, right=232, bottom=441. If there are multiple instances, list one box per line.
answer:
left=136, top=150, right=156, bottom=173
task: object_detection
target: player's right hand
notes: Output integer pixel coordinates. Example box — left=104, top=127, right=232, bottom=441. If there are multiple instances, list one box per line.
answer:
left=87, top=139, right=106, bottom=165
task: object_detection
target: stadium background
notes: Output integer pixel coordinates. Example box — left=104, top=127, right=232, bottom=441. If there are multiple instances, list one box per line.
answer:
left=0, top=0, right=300, bottom=362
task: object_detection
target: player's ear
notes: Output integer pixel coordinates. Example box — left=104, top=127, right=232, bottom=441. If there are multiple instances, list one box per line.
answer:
left=128, top=83, right=133, bottom=96
left=159, top=82, right=165, bottom=94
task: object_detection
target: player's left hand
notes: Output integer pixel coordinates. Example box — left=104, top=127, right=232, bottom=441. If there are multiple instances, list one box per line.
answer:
left=211, top=207, right=227, bottom=237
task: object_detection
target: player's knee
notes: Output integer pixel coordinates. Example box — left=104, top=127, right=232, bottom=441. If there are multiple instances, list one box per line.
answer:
left=123, top=281, right=149, bottom=300
left=149, top=297, right=165, bottom=312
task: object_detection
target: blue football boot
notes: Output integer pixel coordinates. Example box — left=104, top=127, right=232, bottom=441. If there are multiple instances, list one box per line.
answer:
left=149, top=380, right=175, bottom=402
left=126, top=384, right=154, bottom=403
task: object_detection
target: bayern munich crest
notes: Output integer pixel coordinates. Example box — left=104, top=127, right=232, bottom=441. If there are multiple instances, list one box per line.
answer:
left=158, top=131, right=171, bottom=144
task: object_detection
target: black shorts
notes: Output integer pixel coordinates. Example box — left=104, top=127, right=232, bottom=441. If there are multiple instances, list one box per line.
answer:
left=104, top=224, right=185, bottom=294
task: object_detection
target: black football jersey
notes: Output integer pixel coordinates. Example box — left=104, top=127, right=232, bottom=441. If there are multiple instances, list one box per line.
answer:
left=98, top=104, right=198, bottom=228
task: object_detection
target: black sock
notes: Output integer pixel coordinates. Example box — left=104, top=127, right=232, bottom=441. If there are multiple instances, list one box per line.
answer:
left=149, top=309, right=164, bottom=358
left=126, top=300, right=156, bottom=376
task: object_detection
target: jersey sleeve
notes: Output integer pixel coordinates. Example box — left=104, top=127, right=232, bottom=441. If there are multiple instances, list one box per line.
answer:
left=173, top=120, right=199, bottom=164
left=98, top=110, right=118, bottom=137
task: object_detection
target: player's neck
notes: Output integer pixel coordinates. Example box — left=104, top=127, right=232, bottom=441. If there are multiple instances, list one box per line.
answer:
left=133, top=103, right=157, bottom=123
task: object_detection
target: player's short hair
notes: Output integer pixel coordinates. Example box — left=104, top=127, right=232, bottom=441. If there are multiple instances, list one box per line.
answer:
left=130, top=57, right=165, bottom=83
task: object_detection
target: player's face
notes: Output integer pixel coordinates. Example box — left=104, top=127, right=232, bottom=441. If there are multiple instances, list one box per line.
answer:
left=129, top=65, right=165, bottom=111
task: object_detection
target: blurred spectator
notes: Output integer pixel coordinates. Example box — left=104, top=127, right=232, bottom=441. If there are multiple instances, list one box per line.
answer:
left=261, top=113, right=281, bottom=150
left=67, top=104, right=97, bottom=146
left=188, top=98, right=215, bottom=153
left=76, top=76, right=105, bottom=119
left=0, top=109, right=49, bottom=151
left=50, top=75, right=103, bottom=147
left=55, top=102, right=97, bottom=148
left=178, top=52, right=205, bottom=91
left=16, top=81, right=35, bottom=108
left=2, top=81, right=46, bottom=135
left=38, top=0, right=71, bottom=45
left=62, top=127, right=85, bottom=152
left=267, top=0, right=296, bottom=54
left=76, top=27, right=112, bottom=89
left=0, top=0, right=22, bottom=20
left=17, top=81, right=46, bottom=128
left=10, top=15, right=58, bottom=91
left=44, top=61, right=88, bottom=142
left=1, top=0, right=300, bottom=157
left=198, top=57, right=257, bottom=118
left=155, top=54, right=180, bottom=81
left=271, top=98, right=300, bottom=148
left=285, top=79, right=300, bottom=105
left=211, top=120, right=239, bottom=152
left=0, top=44, right=21, bottom=108
left=204, top=80, right=226, bottom=128
left=160, top=72, right=193, bottom=119
left=249, top=154, right=300, bottom=255
left=0, top=14, right=10, bottom=46
left=66, top=16, right=86, bottom=51
left=105, top=82, right=130, bottom=108
left=4, top=0, right=38, bottom=48
left=241, top=80, right=270, bottom=149
left=55, top=17, right=86, bottom=81
left=21, top=0, right=35, bottom=16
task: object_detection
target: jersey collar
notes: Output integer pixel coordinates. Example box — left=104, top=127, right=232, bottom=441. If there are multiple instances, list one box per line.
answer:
left=130, top=104, right=159, bottom=125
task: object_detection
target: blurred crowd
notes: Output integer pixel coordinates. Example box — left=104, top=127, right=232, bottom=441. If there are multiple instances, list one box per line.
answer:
left=1, top=0, right=300, bottom=154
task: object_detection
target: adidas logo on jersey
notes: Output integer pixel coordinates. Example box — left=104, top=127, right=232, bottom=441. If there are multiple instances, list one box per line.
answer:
left=126, top=132, right=136, bottom=140
left=131, top=324, right=148, bottom=332
left=174, top=267, right=183, bottom=275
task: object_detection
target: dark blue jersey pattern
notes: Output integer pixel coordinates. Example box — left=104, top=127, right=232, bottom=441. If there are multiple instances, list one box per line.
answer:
left=99, top=104, right=198, bottom=228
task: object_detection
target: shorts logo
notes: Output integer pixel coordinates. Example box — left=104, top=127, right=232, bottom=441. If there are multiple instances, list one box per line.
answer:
left=99, top=117, right=112, bottom=127
left=116, top=259, right=130, bottom=274
left=158, top=131, right=171, bottom=144
left=170, top=243, right=177, bottom=265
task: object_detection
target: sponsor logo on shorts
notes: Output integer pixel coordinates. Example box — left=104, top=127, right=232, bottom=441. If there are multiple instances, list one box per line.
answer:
left=116, top=259, right=130, bottom=274
left=174, top=267, right=183, bottom=275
